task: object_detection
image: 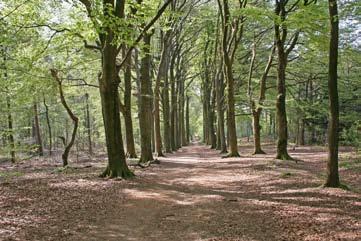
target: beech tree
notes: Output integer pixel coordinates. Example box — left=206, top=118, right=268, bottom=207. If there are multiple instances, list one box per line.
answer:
left=0, top=0, right=360, bottom=190
left=217, top=0, right=247, bottom=157
left=325, top=0, right=340, bottom=187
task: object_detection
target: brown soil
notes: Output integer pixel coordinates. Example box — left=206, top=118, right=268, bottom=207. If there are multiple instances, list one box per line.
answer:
left=0, top=143, right=360, bottom=241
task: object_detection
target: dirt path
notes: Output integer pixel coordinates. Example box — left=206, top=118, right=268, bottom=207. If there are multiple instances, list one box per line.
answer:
left=1, top=143, right=360, bottom=241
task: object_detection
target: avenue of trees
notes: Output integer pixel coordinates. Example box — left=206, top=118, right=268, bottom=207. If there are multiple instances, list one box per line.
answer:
left=0, top=0, right=360, bottom=188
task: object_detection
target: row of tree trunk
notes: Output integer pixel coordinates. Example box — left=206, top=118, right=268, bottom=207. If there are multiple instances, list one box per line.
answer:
left=9, top=0, right=190, bottom=178
left=96, top=0, right=191, bottom=176
left=4, top=0, right=341, bottom=188
left=203, top=0, right=341, bottom=187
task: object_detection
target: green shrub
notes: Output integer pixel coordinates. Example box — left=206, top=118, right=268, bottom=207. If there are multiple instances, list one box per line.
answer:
left=341, top=121, right=361, bottom=153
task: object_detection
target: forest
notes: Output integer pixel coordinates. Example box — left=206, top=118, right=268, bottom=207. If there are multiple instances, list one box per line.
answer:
left=0, top=0, right=360, bottom=240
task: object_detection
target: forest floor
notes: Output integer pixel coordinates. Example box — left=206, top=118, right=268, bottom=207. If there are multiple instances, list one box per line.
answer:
left=0, top=142, right=360, bottom=241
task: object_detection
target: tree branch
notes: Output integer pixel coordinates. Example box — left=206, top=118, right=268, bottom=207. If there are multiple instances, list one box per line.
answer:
left=285, top=30, right=299, bottom=56
left=116, top=0, right=173, bottom=69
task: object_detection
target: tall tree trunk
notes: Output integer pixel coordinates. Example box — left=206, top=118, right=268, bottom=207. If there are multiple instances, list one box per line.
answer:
left=84, top=93, right=93, bottom=155
left=274, top=0, right=297, bottom=160
left=138, top=33, right=154, bottom=163
left=203, top=34, right=216, bottom=148
left=122, top=51, right=137, bottom=158
left=186, top=95, right=190, bottom=144
left=151, top=101, right=155, bottom=152
left=90, top=2, right=133, bottom=177
left=309, top=79, right=317, bottom=144
left=202, top=86, right=209, bottom=144
left=216, top=71, right=227, bottom=153
left=224, top=63, right=239, bottom=157
left=220, top=0, right=240, bottom=157
left=177, top=92, right=182, bottom=148
left=6, top=96, right=15, bottom=163
left=252, top=107, right=265, bottom=154
left=247, top=39, right=263, bottom=154
left=43, top=98, right=52, bottom=156
left=175, top=55, right=182, bottom=148
left=299, top=119, right=305, bottom=145
left=170, top=50, right=177, bottom=151
left=180, top=74, right=187, bottom=146
left=98, top=53, right=132, bottom=177
left=208, top=78, right=217, bottom=149
left=252, top=46, right=275, bottom=154
left=65, top=118, right=69, bottom=145
left=177, top=77, right=182, bottom=147
left=154, top=33, right=170, bottom=157
left=163, top=64, right=172, bottom=152
left=325, top=0, right=340, bottom=187
left=3, top=48, right=15, bottom=163
left=202, top=36, right=210, bottom=145
left=297, top=81, right=306, bottom=145
left=268, top=112, right=272, bottom=137
left=33, top=103, right=44, bottom=156
left=275, top=48, right=291, bottom=160
left=174, top=79, right=180, bottom=149
left=216, top=125, right=221, bottom=150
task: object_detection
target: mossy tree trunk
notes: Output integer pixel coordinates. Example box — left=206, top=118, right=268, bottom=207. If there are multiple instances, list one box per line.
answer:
left=98, top=47, right=133, bottom=177
left=274, top=0, right=299, bottom=160
left=77, top=0, right=133, bottom=178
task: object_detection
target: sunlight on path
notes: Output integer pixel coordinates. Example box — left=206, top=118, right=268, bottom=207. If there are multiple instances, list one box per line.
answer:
left=1, top=143, right=360, bottom=241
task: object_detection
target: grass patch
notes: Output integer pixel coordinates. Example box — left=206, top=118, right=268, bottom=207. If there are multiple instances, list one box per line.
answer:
left=0, top=171, right=24, bottom=180
left=280, top=172, right=293, bottom=178
left=339, top=158, right=361, bottom=170
left=339, top=183, right=351, bottom=190
left=52, top=166, right=74, bottom=174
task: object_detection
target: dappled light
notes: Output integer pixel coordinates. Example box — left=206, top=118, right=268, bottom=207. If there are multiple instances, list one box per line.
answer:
left=2, top=143, right=360, bottom=240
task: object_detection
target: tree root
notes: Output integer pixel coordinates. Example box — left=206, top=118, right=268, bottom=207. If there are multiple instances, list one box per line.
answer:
left=223, top=152, right=240, bottom=158
left=99, top=166, right=135, bottom=179
left=276, top=152, right=294, bottom=161
left=126, top=152, right=138, bottom=159
left=156, top=152, right=165, bottom=157
left=137, top=159, right=161, bottom=168
left=253, top=149, right=266, bottom=155
left=322, top=182, right=349, bottom=190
